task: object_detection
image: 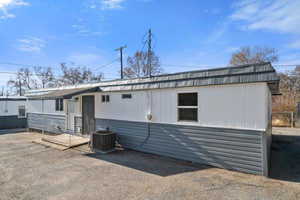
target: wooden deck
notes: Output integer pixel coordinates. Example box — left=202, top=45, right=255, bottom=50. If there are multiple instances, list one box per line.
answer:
left=33, top=134, right=90, bottom=150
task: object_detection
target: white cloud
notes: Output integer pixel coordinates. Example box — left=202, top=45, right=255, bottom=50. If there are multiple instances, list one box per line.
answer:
left=88, top=0, right=150, bottom=10
left=203, top=22, right=229, bottom=44
left=67, top=53, right=102, bottom=65
left=101, top=0, right=125, bottom=10
left=72, top=23, right=103, bottom=37
left=0, top=0, right=29, bottom=19
left=231, top=0, right=300, bottom=34
left=225, top=47, right=239, bottom=53
left=17, top=37, right=46, bottom=53
left=0, top=0, right=28, bottom=8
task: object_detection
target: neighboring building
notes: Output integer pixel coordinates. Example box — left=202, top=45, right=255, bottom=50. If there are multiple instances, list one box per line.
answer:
left=0, top=96, right=27, bottom=129
left=25, top=62, right=279, bottom=176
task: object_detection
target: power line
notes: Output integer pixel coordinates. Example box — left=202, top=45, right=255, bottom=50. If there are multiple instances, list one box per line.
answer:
left=93, top=58, right=120, bottom=72
left=147, top=29, right=153, bottom=77
left=0, top=71, right=18, bottom=75
left=273, top=64, right=300, bottom=67
left=0, top=62, right=39, bottom=68
left=140, top=40, right=147, bottom=52
left=115, top=46, right=127, bottom=79
left=0, top=58, right=119, bottom=74
left=140, top=31, right=148, bottom=53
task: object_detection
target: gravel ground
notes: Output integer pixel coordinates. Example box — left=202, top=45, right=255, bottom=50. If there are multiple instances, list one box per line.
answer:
left=0, top=129, right=300, bottom=200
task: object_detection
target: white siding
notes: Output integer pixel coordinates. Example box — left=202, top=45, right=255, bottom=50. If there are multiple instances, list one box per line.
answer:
left=0, top=100, right=26, bottom=116
left=93, top=82, right=269, bottom=131
left=95, top=92, right=148, bottom=122
left=196, top=84, right=267, bottom=130
left=27, top=99, right=65, bottom=115
left=27, top=100, right=43, bottom=113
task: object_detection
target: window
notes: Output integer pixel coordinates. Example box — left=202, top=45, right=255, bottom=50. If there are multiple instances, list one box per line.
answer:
left=101, top=95, right=110, bottom=103
left=18, top=105, right=26, bottom=118
left=122, top=94, right=132, bottom=99
left=177, top=93, right=198, bottom=122
left=55, top=98, right=64, bottom=111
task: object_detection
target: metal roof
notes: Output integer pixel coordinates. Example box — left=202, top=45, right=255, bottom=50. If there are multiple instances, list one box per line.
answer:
left=27, top=87, right=99, bottom=99
left=25, top=62, right=280, bottom=99
left=0, top=96, right=27, bottom=101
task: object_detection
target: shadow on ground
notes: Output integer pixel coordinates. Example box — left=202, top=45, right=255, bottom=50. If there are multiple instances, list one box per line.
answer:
left=86, top=149, right=210, bottom=177
left=270, top=134, right=300, bottom=183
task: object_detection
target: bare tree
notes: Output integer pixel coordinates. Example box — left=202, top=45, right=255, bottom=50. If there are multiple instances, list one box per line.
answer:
left=58, top=63, right=103, bottom=86
left=124, top=51, right=162, bottom=78
left=230, top=46, right=278, bottom=66
left=7, top=68, right=38, bottom=96
left=273, top=66, right=300, bottom=112
left=34, top=66, right=56, bottom=88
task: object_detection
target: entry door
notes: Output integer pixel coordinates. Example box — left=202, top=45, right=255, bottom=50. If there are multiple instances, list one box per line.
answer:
left=66, top=100, right=76, bottom=132
left=82, top=95, right=95, bottom=135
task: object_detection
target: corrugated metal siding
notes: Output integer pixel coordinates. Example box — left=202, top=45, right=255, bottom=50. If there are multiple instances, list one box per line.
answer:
left=96, top=118, right=265, bottom=175
left=27, top=113, right=65, bottom=134
left=0, top=116, right=27, bottom=129
left=25, top=62, right=279, bottom=98
left=99, top=72, right=278, bottom=93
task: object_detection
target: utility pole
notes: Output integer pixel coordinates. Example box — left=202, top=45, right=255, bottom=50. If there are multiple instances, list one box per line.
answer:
left=115, top=45, right=127, bottom=79
left=147, top=29, right=152, bottom=77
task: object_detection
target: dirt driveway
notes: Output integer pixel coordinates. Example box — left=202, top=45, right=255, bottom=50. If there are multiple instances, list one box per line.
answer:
left=0, top=129, right=300, bottom=200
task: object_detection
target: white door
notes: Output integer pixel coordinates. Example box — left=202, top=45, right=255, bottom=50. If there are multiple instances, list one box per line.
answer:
left=66, top=100, right=76, bottom=132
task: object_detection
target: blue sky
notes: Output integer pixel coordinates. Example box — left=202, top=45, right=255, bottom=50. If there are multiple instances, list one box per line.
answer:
left=0, top=0, right=300, bottom=89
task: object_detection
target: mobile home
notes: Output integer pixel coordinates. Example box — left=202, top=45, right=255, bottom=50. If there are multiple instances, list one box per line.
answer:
left=0, top=96, right=27, bottom=129
left=25, top=62, right=279, bottom=176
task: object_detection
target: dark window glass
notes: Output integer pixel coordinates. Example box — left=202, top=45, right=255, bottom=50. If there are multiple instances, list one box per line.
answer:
left=55, top=98, right=63, bottom=111
left=102, top=95, right=110, bottom=102
left=178, top=93, right=198, bottom=106
left=122, top=94, right=132, bottom=99
left=18, top=106, right=26, bottom=117
left=55, top=99, right=59, bottom=111
left=178, top=108, right=198, bottom=121
left=102, top=95, right=106, bottom=102
left=60, top=99, right=64, bottom=111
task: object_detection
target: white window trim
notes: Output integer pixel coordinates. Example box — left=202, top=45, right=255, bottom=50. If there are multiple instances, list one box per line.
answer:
left=101, top=94, right=110, bottom=103
left=18, top=105, right=26, bottom=118
left=55, top=98, right=64, bottom=112
left=177, top=92, right=198, bottom=122
left=122, top=94, right=132, bottom=99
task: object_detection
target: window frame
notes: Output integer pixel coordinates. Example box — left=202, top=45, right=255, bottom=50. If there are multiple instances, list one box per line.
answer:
left=101, top=95, right=110, bottom=103
left=106, top=95, right=110, bottom=102
left=122, top=94, right=132, bottom=99
left=177, top=92, right=198, bottom=122
left=55, top=98, right=64, bottom=111
left=18, top=105, right=26, bottom=118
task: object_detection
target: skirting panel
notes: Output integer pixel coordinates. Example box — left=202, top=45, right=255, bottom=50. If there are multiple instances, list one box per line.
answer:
left=96, top=118, right=266, bottom=175
left=27, top=113, right=65, bottom=134
left=0, top=115, right=27, bottom=129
